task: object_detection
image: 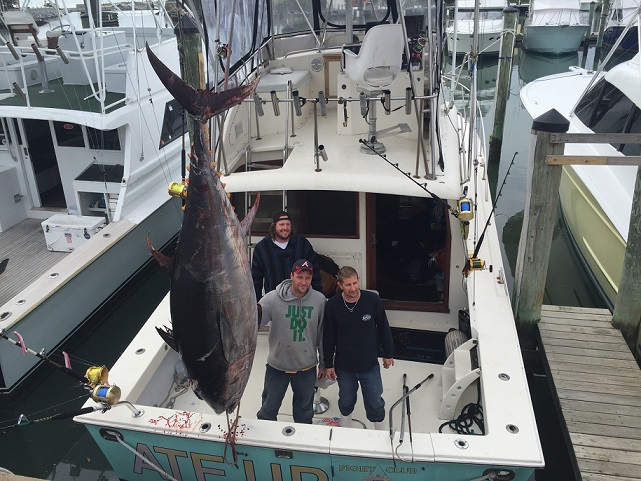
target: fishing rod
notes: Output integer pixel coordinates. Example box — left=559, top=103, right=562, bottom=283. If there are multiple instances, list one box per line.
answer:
left=0, top=329, right=87, bottom=385
left=470, top=151, right=518, bottom=261
left=358, top=139, right=456, bottom=217
left=0, top=329, right=110, bottom=389
left=405, top=375, right=414, bottom=462
left=5, top=405, right=106, bottom=430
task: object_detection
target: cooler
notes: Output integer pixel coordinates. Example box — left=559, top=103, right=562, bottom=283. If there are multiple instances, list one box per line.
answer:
left=42, top=214, right=106, bottom=252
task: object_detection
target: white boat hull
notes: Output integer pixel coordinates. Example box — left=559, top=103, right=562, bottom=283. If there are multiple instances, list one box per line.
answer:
left=523, top=24, right=589, bottom=53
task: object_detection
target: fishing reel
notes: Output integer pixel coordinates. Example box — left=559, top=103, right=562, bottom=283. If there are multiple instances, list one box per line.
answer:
left=91, top=384, right=122, bottom=406
left=463, top=256, right=485, bottom=278
left=168, top=181, right=188, bottom=199
left=85, top=365, right=109, bottom=387
left=217, top=43, right=229, bottom=59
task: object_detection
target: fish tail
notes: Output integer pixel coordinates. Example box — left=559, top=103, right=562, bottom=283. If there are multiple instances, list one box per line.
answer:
left=145, top=43, right=258, bottom=123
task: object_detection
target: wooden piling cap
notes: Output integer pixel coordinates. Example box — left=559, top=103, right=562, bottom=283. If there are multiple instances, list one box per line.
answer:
left=532, top=109, right=570, bottom=133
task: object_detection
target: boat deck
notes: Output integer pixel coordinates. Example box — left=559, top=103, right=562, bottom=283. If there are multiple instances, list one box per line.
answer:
left=538, top=305, right=641, bottom=481
left=164, top=330, right=477, bottom=435
left=0, top=219, right=66, bottom=307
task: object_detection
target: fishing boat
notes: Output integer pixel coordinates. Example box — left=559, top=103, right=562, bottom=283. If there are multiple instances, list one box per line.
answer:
left=520, top=53, right=641, bottom=310
left=75, top=0, right=544, bottom=479
left=446, top=0, right=508, bottom=56
left=522, top=0, right=590, bottom=54
left=603, top=0, right=640, bottom=51
left=0, top=1, right=184, bottom=393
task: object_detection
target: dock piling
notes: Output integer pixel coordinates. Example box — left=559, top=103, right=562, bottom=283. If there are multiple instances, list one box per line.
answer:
left=512, top=110, right=569, bottom=326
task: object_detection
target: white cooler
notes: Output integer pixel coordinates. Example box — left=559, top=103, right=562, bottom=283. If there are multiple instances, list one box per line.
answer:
left=42, top=214, right=106, bottom=252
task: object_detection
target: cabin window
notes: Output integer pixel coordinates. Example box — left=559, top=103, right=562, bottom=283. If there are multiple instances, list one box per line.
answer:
left=575, top=79, right=641, bottom=155
left=53, top=121, right=85, bottom=147
left=233, top=190, right=358, bottom=238
left=159, top=99, right=185, bottom=149
left=87, top=127, right=121, bottom=151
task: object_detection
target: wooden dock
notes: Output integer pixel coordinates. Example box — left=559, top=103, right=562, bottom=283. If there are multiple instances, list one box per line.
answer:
left=538, top=305, right=641, bottom=481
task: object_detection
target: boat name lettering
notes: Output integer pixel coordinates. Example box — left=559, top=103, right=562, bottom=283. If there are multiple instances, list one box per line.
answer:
left=339, top=464, right=417, bottom=475
left=134, top=443, right=330, bottom=480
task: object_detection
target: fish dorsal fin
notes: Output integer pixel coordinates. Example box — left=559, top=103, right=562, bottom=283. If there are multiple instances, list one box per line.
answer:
left=156, top=325, right=177, bottom=352
left=239, top=192, right=261, bottom=238
left=147, top=234, right=174, bottom=271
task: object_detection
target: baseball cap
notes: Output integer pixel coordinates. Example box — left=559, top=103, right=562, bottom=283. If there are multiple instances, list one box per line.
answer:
left=292, top=259, right=313, bottom=273
left=272, top=211, right=291, bottom=223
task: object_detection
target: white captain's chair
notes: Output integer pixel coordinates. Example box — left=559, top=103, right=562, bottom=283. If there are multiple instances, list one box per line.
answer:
left=343, top=23, right=404, bottom=90
left=342, top=23, right=405, bottom=153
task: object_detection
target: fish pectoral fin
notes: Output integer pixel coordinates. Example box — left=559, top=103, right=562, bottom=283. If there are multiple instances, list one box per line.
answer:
left=218, top=312, right=239, bottom=364
left=147, top=234, right=174, bottom=271
left=156, top=325, right=178, bottom=352
left=239, top=192, right=261, bottom=237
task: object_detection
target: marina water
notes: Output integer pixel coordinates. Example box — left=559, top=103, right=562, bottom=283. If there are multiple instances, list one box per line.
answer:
left=0, top=46, right=615, bottom=480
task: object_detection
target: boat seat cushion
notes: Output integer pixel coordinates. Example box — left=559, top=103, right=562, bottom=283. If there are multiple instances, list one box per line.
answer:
left=256, top=67, right=311, bottom=93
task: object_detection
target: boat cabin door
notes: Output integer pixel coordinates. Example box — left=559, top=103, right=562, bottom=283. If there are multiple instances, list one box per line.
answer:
left=7, top=118, right=65, bottom=210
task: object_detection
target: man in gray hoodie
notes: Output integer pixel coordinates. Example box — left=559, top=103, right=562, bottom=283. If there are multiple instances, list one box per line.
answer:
left=257, top=259, right=327, bottom=424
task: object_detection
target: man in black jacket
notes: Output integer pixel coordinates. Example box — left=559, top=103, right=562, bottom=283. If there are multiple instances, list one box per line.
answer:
left=251, top=211, right=322, bottom=300
left=323, top=266, right=394, bottom=430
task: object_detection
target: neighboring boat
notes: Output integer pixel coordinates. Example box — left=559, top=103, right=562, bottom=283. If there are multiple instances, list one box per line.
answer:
left=603, top=0, right=640, bottom=51
left=75, top=0, right=544, bottom=479
left=522, top=0, right=590, bottom=54
left=0, top=2, right=184, bottom=393
left=518, top=48, right=579, bottom=84
left=520, top=55, right=641, bottom=309
left=446, top=0, right=509, bottom=56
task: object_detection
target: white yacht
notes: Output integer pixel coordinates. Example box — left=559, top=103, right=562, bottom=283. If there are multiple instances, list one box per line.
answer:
left=522, top=0, right=590, bottom=54
left=603, top=0, right=640, bottom=50
left=521, top=55, right=641, bottom=309
left=446, top=0, right=509, bottom=56
left=74, top=0, right=544, bottom=479
left=0, top=1, right=184, bottom=392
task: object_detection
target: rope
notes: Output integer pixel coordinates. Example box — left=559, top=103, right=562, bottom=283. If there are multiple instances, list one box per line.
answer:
left=114, top=433, right=179, bottom=481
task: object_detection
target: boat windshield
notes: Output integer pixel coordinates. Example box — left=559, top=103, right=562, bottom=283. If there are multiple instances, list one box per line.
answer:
left=457, top=9, right=503, bottom=21
left=575, top=77, right=641, bottom=155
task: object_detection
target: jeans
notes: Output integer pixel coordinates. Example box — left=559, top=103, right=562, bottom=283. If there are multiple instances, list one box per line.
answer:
left=257, top=364, right=317, bottom=424
left=336, top=364, right=385, bottom=422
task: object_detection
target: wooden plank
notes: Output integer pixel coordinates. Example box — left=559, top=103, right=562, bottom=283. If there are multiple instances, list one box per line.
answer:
left=542, top=304, right=612, bottom=316
left=539, top=323, right=625, bottom=338
left=566, top=421, right=641, bottom=440
left=546, top=155, right=641, bottom=166
left=544, top=344, right=633, bottom=360
left=540, top=330, right=624, bottom=344
left=540, top=316, right=613, bottom=327
left=560, top=399, right=641, bottom=417
left=557, top=389, right=641, bottom=407
left=582, top=473, right=640, bottom=481
left=556, top=380, right=641, bottom=397
left=551, top=132, right=641, bottom=144
left=541, top=337, right=629, bottom=352
left=546, top=353, right=641, bottom=371
left=570, top=433, right=641, bottom=453
left=550, top=370, right=641, bottom=388
left=573, top=445, right=641, bottom=466
left=548, top=360, right=641, bottom=378
left=577, top=458, right=641, bottom=478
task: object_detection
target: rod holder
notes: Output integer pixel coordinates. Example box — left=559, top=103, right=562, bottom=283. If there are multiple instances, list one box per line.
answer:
left=270, top=90, right=280, bottom=116
left=253, top=93, right=264, bottom=116
left=293, top=90, right=302, bottom=116
left=318, top=91, right=327, bottom=117
left=56, top=46, right=69, bottom=64
left=359, top=92, right=367, bottom=117
left=383, top=90, right=391, bottom=115
left=318, top=144, right=328, bottom=161
left=405, top=87, right=412, bottom=115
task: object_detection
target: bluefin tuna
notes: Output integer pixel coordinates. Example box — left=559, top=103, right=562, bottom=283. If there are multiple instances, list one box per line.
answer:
left=146, top=44, right=259, bottom=414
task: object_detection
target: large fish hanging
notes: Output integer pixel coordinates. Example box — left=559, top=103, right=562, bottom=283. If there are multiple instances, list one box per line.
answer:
left=146, top=44, right=259, bottom=415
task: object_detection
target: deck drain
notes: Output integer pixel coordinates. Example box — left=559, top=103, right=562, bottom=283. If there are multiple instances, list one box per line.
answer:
left=48, top=273, right=59, bottom=279
left=498, top=373, right=510, bottom=381
left=454, top=438, right=469, bottom=449
left=199, top=422, right=211, bottom=433
left=103, top=233, right=111, bottom=238
left=282, top=426, right=296, bottom=436
left=135, top=348, right=146, bottom=355
left=0, top=311, right=11, bottom=321
left=506, top=424, right=519, bottom=434
left=15, top=299, right=26, bottom=306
